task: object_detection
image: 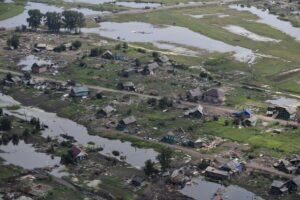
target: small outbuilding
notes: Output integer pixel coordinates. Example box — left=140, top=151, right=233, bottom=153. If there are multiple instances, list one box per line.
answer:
left=70, top=86, right=90, bottom=97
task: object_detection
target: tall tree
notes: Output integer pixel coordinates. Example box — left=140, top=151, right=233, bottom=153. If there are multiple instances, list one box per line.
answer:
left=157, top=147, right=173, bottom=171
left=44, top=12, right=62, bottom=32
left=6, top=34, right=20, bottom=49
left=144, top=159, right=157, bottom=176
left=27, top=9, right=43, bottom=30
left=62, top=10, right=85, bottom=33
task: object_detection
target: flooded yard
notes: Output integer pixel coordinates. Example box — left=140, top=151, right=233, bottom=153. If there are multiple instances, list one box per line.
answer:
left=18, top=55, right=56, bottom=72
left=180, top=177, right=262, bottom=200
left=0, top=94, right=158, bottom=169
left=230, top=4, right=300, bottom=42
left=82, top=21, right=257, bottom=63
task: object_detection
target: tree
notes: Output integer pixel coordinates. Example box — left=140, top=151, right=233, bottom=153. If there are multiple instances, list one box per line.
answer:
left=72, top=40, right=82, bottom=49
left=158, top=97, right=173, bottom=109
left=0, top=117, right=12, bottom=131
left=44, top=12, right=62, bottom=32
left=90, top=47, right=104, bottom=57
left=62, top=10, right=85, bottom=33
left=27, top=9, right=43, bottom=30
left=144, top=159, right=157, bottom=176
left=157, top=147, right=173, bottom=171
left=7, top=34, right=20, bottom=49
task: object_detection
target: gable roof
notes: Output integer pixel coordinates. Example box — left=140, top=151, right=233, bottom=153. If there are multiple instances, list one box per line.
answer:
left=184, top=105, right=203, bottom=115
left=204, top=88, right=225, bottom=98
left=188, top=87, right=202, bottom=97
left=71, top=86, right=90, bottom=94
left=292, top=176, right=300, bottom=186
left=121, top=116, right=136, bottom=125
left=271, top=180, right=286, bottom=188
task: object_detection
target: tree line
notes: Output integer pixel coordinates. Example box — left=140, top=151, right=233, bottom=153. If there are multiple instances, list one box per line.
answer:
left=26, top=9, right=85, bottom=33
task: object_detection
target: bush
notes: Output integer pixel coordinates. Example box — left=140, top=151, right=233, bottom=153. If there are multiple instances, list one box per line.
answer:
left=72, top=40, right=82, bottom=50
left=112, top=150, right=120, bottom=156
left=7, top=34, right=20, bottom=49
left=90, top=47, right=104, bottom=57
left=0, top=117, right=12, bottom=131
left=159, top=97, right=173, bottom=109
left=54, top=44, right=66, bottom=52
left=152, top=51, right=159, bottom=58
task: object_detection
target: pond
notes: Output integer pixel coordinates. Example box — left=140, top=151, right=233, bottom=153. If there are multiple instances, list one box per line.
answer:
left=0, top=93, right=158, bottom=169
left=230, top=4, right=300, bottom=42
left=180, top=177, right=263, bottom=200
left=0, top=2, right=108, bottom=28
left=82, top=21, right=257, bottom=63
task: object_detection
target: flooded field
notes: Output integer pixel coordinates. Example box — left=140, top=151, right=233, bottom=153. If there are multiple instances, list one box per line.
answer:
left=266, top=97, right=300, bottom=108
left=64, top=0, right=161, bottom=8
left=82, top=21, right=257, bottom=63
left=224, top=25, right=281, bottom=42
left=18, top=55, right=56, bottom=72
left=188, top=13, right=229, bottom=19
left=0, top=141, right=61, bottom=170
left=180, top=177, right=262, bottom=200
left=0, top=2, right=108, bottom=28
left=230, top=4, right=300, bottom=42
left=0, top=94, right=158, bottom=169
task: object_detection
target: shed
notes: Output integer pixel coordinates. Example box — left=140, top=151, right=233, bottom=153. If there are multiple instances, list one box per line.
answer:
left=31, top=62, right=48, bottom=74
left=131, top=176, right=145, bottom=187
left=203, top=88, right=225, bottom=103
left=117, top=82, right=136, bottom=91
left=184, top=105, right=204, bottom=119
left=204, top=166, right=230, bottom=180
left=143, top=62, right=159, bottom=75
left=270, top=180, right=288, bottom=195
left=97, top=105, right=116, bottom=118
left=117, top=116, right=137, bottom=130
left=161, top=135, right=177, bottom=144
left=102, top=50, right=114, bottom=60
left=187, top=87, right=202, bottom=101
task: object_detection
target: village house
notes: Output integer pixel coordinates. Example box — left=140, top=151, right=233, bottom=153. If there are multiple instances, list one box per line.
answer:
left=270, top=180, right=288, bottom=195
left=70, top=86, right=90, bottom=97
left=96, top=105, right=116, bottom=118
left=63, top=43, right=72, bottom=50
left=232, top=109, right=252, bottom=119
left=219, top=160, right=245, bottom=174
left=102, top=50, right=114, bottom=60
left=143, top=62, right=159, bottom=75
left=161, top=134, right=177, bottom=144
left=182, top=138, right=205, bottom=148
left=184, top=105, right=204, bottom=119
left=286, top=175, right=300, bottom=192
left=117, top=82, right=136, bottom=91
left=204, top=166, right=230, bottom=180
left=31, top=62, right=48, bottom=74
left=71, top=143, right=88, bottom=162
left=131, top=176, right=145, bottom=187
left=186, top=87, right=202, bottom=102
left=266, top=106, right=297, bottom=120
left=155, top=55, right=169, bottom=64
left=274, top=159, right=297, bottom=174
left=202, top=88, right=225, bottom=104
left=117, top=116, right=137, bottom=130
left=121, top=68, right=136, bottom=77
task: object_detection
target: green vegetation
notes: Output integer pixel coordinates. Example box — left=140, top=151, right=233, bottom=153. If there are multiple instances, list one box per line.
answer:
left=0, top=0, right=26, bottom=21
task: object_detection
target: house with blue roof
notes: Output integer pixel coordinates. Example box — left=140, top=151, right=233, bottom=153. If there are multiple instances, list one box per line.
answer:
left=70, top=86, right=90, bottom=97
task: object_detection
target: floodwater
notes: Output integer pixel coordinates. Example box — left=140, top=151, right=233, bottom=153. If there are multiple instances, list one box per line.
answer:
left=18, top=55, right=54, bottom=71
left=0, top=2, right=108, bottom=28
left=189, top=13, right=229, bottom=19
left=63, top=0, right=161, bottom=8
left=0, top=93, right=158, bottom=169
left=266, top=97, right=300, bottom=108
left=230, top=4, right=300, bottom=42
left=82, top=21, right=257, bottom=63
left=224, top=25, right=280, bottom=43
left=0, top=141, right=61, bottom=170
left=180, top=178, right=262, bottom=200
left=63, top=0, right=114, bottom=4
left=115, top=2, right=161, bottom=8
